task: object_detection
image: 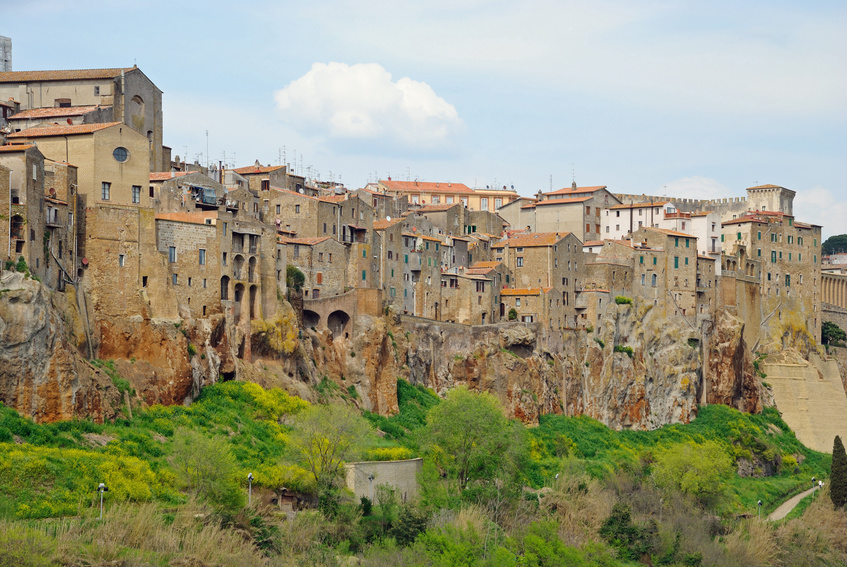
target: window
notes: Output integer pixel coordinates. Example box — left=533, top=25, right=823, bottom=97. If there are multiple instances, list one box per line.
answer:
left=119, top=254, right=125, bottom=267
left=652, top=274, right=657, bottom=286
left=329, top=253, right=332, bottom=263
left=323, top=223, right=327, bottom=234
left=674, top=256, right=679, bottom=268
left=222, top=252, right=227, bottom=266
left=757, top=248, right=761, bottom=257
left=293, top=245, right=300, bottom=258
left=785, top=274, right=791, bottom=286
left=517, top=257, right=524, bottom=267
left=675, top=237, right=679, bottom=247
left=586, top=206, right=591, bottom=215
left=516, top=298, right=521, bottom=307
left=495, top=198, right=502, bottom=208
left=480, top=198, right=489, bottom=211
left=686, top=239, right=690, bottom=248
left=199, top=249, right=206, bottom=265
left=685, top=257, right=689, bottom=266
left=101, top=182, right=111, bottom=200
left=113, top=147, right=129, bottom=163
left=721, top=234, right=724, bottom=242
left=316, top=272, right=323, bottom=284
left=132, top=185, right=141, bottom=203
left=172, top=274, right=178, bottom=285
left=363, top=249, right=367, bottom=258
left=142, top=276, right=148, bottom=287
left=276, top=204, right=281, bottom=214
left=223, top=222, right=227, bottom=236
left=758, top=231, right=762, bottom=240
left=771, top=251, right=777, bottom=263
left=639, top=256, right=644, bottom=264
left=653, top=257, right=657, bottom=265
left=586, top=224, right=591, bottom=233
left=362, top=270, right=367, bottom=281
left=737, top=232, right=741, bottom=241
left=319, top=252, right=324, bottom=262
left=295, top=204, right=300, bottom=213
left=404, top=254, right=409, bottom=263
left=203, top=279, right=207, bottom=288
left=188, top=277, right=192, bottom=287
left=168, top=246, right=176, bottom=263
left=94, top=86, right=100, bottom=95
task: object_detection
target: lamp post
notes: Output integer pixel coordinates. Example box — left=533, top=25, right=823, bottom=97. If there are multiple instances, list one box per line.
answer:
left=247, top=473, right=254, bottom=507
left=757, top=500, right=762, bottom=519
left=368, top=474, right=375, bottom=503
left=97, top=483, right=108, bottom=520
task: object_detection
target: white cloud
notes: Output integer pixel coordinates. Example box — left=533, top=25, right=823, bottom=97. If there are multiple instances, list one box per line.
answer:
left=274, top=62, right=462, bottom=153
left=793, top=186, right=847, bottom=240
left=657, top=176, right=735, bottom=201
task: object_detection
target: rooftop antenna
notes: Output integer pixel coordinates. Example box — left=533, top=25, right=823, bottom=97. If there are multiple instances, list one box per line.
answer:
left=571, top=163, right=575, bottom=184
left=206, top=130, right=209, bottom=170
left=549, top=174, right=552, bottom=192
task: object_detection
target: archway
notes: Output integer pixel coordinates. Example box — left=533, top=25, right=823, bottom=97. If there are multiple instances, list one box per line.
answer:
left=234, top=283, right=245, bottom=322
left=249, top=285, right=258, bottom=320
left=303, top=310, right=320, bottom=329
left=220, top=275, right=230, bottom=300
left=327, top=310, right=351, bottom=339
left=248, top=256, right=257, bottom=283
left=233, top=254, right=245, bottom=280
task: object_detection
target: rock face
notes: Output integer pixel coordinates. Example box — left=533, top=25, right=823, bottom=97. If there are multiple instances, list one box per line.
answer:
left=0, top=271, right=770, bottom=431
left=0, top=272, right=121, bottom=422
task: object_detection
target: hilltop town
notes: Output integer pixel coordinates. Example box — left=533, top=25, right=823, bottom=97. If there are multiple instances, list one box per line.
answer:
left=1, top=65, right=847, bottom=449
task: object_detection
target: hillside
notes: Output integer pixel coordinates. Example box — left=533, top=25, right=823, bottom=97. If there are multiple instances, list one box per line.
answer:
left=1, top=378, right=844, bottom=566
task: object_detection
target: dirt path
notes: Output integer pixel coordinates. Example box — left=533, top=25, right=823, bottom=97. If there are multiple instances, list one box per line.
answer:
left=767, top=486, right=819, bottom=521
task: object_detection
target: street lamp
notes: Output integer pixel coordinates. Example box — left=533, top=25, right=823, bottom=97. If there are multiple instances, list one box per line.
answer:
left=757, top=500, right=763, bottom=519
left=247, top=473, right=254, bottom=507
left=368, top=473, right=375, bottom=502
left=97, top=483, right=108, bottom=520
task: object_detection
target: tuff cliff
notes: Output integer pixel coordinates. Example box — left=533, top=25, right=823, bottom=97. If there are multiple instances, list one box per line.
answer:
left=1, top=275, right=767, bottom=431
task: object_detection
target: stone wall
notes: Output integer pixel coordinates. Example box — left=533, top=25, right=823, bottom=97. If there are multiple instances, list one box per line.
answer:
left=345, top=458, right=423, bottom=504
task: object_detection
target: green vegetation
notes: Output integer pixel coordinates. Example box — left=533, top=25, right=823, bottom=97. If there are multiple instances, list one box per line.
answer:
left=822, top=233, right=847, bottom=255
left=286, top=264, right=305, bottom=291
left=508, top=307, right=518, bottom=320
left=0, top=377, right=843, bottom=565
left=822, top=321, right=846, bottom=347
left=614, top=296, right=633, bottom=305
left=831, top=435, right=847, bottom=509
left=614, top=344, right=634, bottom=358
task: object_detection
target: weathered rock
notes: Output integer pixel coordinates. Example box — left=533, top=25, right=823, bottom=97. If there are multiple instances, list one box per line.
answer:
left=706, top=309, right=763, bottom=413
left=0, top=272, right=121, bottom=423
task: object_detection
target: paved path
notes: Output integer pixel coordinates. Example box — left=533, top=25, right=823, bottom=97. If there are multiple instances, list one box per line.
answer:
left=767, top=486, right=819, bottom=521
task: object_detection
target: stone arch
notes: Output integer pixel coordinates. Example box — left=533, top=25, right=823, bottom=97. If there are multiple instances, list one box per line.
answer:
left=249, top=285, right=258, bottom=320
left=327, top=310, right=351, bottom=339
left=233, top=254, right=245, bottom=280
left=303, top=310, right=320, bottom=329
left=234, top=282, right=245, bottom=322
left=220, top=275, right=230, bottom=300
left=248, top=256, right=257, bottom=283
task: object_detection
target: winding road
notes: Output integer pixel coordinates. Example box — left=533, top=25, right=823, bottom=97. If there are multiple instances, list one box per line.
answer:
left=767, top=486, right=819, bottom=521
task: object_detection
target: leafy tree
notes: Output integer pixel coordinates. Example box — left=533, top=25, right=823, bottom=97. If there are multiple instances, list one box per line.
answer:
left=419, top=387, right=528, bottom=505
left=286, top=264, right=305, bottom=291
left=508, top=308, right=518, bottom=320
left=822, top=321, right=847, bottom=347
left=822, top=234, right=847, bottom=255
left=599, top=504, right=658, bottom=562
left=652, top=440, right=732, bottom=507
left=831, top=435, right=847, bottom=509
left=169, top=428, right=245, bottom=511
left=289, top=403, right=371, bottom=496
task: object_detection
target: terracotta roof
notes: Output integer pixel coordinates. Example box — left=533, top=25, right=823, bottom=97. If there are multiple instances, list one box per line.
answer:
left=418, top=203, right=459, bottom=212
left=470, top=261, right=503, bottom=269
left=7, top=122, right=121, bottom=138
left=0, top=67, right=135, bottom=83
left=645, top=227, right=695, bottom=238
left=492, top=232, right=570, bottom=249
left=582, top=240, right=605, bottom=246
left=501, top=288, right=541, bottom=296
left=0, top=144, right=35, bottom=152
left=8, top=106, right=103, bottom=120
left=747, top=184, right=787, bottom=190
left=534, top=196, right=592, bottom=206
left=690, top=211, right=713, bottom=217
left=608, top=200, right=670, bottom=210
left=150, top=171, right=192, bottom=181
left=373, top=218, right=403, bottom=230
left=280, top=236, right=331, bottom=246
left=544, top=185, right=607, bottom=196
left=520, top=203, right=537, bottom=209
left=155, top=212, right=218, bottom=225
left=318, top=195, right=347, bottom=203
left=232, top=164, right=285, bottom=175
left=380, top=179, right=474, bottom=195
left=465, top=267, right=494, bottom=275
left=698, top=255, right=716, bottom=261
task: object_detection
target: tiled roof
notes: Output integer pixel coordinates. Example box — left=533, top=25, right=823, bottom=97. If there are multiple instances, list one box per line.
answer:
left=544, top=185, right=607, bottom=196
left=0, top=144, right=35, bottom=152
left=534, top=196, right=592, bottom=206
left=7, top=122, right=121, bottom=138
left=318, top=195, right=347, bottom=203
left=645, top=227, right=695, bottom=238
left=470, top=261, right=503, bottom=269
left=747, top=184, right=786, bottom=190
left=373, top=218, right=403, bottom=230
left=501, top=288, right=541, bottom=296
left=582, top=240, right=605, bottom=246
left=8, top=106, right=103, bottom=120
left=608, top=200, right=670, bottom=210
left=380, top=179, right=474, bottom=195
left=280, top=236, right=331, bottom=246
left=155, top=212, right=218, bottom=225
left=418, top=203, right=459, bottom=212
left=150, top=171, right=192, bottom=181
left=232, top=165, right=285, bottom=175
left=0, top=67, right=135, bottom=83
left=465, top=267, right=494, bottom=275
left=492, top=232, right=570, bottom=249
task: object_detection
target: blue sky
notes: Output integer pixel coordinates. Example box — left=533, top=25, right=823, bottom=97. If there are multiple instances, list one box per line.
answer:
left=7, top=0, right=846, bottom=237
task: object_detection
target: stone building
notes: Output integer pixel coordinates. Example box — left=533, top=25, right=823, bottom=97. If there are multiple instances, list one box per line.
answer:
left=150, top=171, right=224, bottom=215
left=439, top=269, right=497, bottom=325
left=0, top=144, right=47, bottom=279
left=628, top=227, right=700, bottom=318
left=495, top=197, right=537, bottom=233
left=283, top=236, right=349, bottom=299
left=0, top=66, right=166, bottom=170
left=533, top=184, right=621, bottom=242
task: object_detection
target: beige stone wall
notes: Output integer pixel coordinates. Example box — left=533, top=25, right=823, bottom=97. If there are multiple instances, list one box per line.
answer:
left=157, top=219, right=222, bottom=317
left=345, top=458, right=423, bottom=504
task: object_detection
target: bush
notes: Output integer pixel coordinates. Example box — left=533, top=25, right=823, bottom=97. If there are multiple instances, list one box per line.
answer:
left=286, top=265, right=305, bottom=291
left=508, top=308, right=518, bottom=320
left=615, top=296, right=633, bottom=305
left=614, top=344, right=634, bottom=358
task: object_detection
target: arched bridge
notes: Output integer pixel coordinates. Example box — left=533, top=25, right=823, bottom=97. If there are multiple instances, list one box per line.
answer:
left=302, top=288, right=382, bottom=340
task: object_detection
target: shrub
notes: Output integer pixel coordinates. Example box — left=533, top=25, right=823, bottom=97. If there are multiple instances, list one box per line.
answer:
left=508, top=308, right=518, bottom=320
left=615, top=296, right=633, bottom=305
left=286, top=265, right=305, bottom=291
left=186, top=343, right=197, bottom=357
left=614, top=344, right=634, bottom=358
left=594, top=337, right=605, bottom=349
left=831, top=435, right=847, bottom=509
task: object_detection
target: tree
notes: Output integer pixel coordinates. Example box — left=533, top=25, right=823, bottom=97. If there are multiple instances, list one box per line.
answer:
left=169, top=428, right=245, bottom=511
left=286, top=265, right=305, bottom=291
left=289, top=403, right=371, bottom=495
left=822, top=321, right=847, bottom=347
left=419, top=387, right=528, bottom=505
left=508, top=308, right=518, bottom=320
left=831, top=435, right=847, bottom=510
left=822, top=234, right=847, bottom=255
left=652, top=440, right=732, bottom=507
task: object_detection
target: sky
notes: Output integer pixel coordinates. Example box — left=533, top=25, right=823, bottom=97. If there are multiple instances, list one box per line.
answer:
left=6, top=0, right=847, bottom=237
